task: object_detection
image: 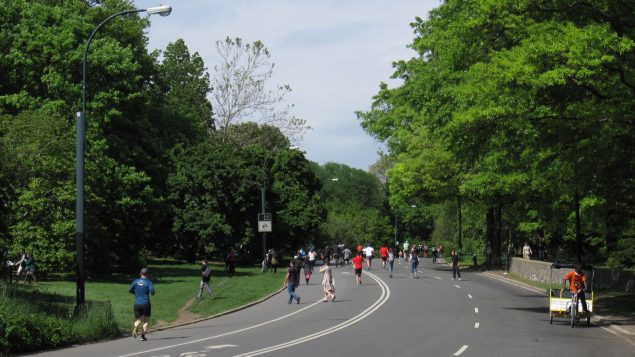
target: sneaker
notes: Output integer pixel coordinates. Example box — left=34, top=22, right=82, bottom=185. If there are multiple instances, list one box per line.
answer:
left=131, top=327, right=138, bottom=338
left=331, top=295, right=336, bottom=303
left=139, top=335, right=147, bottom=341
left=297, top=296, right=301, bottom=304
left=459, top=278, right=462, bottom=281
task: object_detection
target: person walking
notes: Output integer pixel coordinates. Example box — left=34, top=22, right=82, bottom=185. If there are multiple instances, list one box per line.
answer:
left=387, top=247, right=395, bottom=278
left=351, top=251, right=364, bottom=285
left=431, top=245, right=438, bottom=263
left=283, top=260, right=301, bottom=304
left=343, top=247, right=351, bottom=266
left=304, top=260, right=312, bottom=285
left=363, top=244, right=374, bottom=270
left=537, top=236, right=546, bottom=261
left=522, top=242, right=532, bottom=259
left=451, top=250, right=461, bottom=281
left=196, top=260, right=214, bottom=298
left=319, top=260, right=336, bottom=302
left=129, top=267, right=155, bottom=341
left=270, top=248, right=278, bottom=273
left=23, top=253, right=37, bottom=284
left=403, top=241, right=410, bottom=262
left=410, top=247, right=419, bottom=279
left=308, top=248, right=317, bottom=272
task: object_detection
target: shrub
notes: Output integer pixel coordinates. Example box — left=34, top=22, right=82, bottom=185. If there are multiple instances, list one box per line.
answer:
left=0, top=283, right=119, bottom=355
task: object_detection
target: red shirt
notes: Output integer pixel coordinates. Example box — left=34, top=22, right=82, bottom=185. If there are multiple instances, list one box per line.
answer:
left=565, top=271, right=586, bottom=292
left=352, top=256, right=363, bottom=269
left=380, top=247, right=388, bottom=257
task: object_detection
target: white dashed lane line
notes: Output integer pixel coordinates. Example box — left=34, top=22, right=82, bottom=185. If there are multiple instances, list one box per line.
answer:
left=474, top=322, right=480, bottom=329
left=468, top=294, right=473, bottom=299
left=435, top=276, right=442, bottom=280
left=454, top=284, right=461, bottom=289
left=453, top=345, right=469, bottom=356
left=475, top=307, right=479, bottom=314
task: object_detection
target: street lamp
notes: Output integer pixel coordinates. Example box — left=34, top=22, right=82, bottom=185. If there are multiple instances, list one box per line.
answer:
left=260, top=146, right=299, bottom=271
left=394, top=204, right=416, bottom=254
left=76, top=5, right=172, bottom=307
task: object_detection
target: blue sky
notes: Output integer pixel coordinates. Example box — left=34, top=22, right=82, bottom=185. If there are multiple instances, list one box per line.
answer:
left=133, top=0, right=440, bottom=170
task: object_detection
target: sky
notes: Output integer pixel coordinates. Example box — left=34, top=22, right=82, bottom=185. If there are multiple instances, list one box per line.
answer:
left=133, top=0, right=440, bottom=171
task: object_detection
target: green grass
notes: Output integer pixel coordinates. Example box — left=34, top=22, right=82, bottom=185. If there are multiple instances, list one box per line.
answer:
left=22, top=260, right=284, bottom=330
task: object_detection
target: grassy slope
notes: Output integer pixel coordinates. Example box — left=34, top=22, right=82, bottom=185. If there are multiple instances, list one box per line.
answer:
left=28, top=261, right=284, bottom=329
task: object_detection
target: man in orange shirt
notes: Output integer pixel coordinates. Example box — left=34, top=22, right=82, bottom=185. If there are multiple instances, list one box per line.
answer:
left=351, top=252, right=364, bottom=286
left=379, top=244, right=389, bottom=269
left=563, top=264, right=589, bottom=313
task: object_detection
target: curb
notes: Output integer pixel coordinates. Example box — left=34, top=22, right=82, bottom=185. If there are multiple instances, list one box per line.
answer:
left=149, top=286, right=286, bottom=333
left=480, top=271, right=546, bottom=295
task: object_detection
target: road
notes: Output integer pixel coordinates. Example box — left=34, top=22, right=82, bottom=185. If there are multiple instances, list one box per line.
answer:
left=31, top=259, right=635, bottom=357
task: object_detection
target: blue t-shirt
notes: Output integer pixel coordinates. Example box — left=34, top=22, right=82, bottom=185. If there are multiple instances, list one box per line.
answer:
left=129, top=277, right=155, bottom=305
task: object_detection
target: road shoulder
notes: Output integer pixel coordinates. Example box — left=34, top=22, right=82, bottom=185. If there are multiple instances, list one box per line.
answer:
left=481, top=269, right=635, bottom=346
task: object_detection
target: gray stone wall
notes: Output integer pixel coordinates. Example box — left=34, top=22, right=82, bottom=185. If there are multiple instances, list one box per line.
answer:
left=508, top=257, right=635, bottom=292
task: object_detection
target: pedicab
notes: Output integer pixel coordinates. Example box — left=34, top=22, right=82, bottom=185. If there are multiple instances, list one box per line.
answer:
left=548, top=263, right=594, bottom=327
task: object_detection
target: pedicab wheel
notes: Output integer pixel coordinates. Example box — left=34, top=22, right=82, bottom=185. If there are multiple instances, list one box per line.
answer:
left=549, top=313, right=553, bottom=324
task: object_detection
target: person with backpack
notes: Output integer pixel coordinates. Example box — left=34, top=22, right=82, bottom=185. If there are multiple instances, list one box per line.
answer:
left=197, top=260, right=215, bottom=298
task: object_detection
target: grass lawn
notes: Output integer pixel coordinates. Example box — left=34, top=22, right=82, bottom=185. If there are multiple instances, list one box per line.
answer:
left=24, top=260, right=284, bottom=330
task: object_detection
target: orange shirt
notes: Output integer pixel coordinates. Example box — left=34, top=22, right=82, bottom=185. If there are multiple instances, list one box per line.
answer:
left=565, top=271, right=586, bottom=292
left=352, top=255, right=363, bottom=269
left=380, top=247, right=389, bottom=257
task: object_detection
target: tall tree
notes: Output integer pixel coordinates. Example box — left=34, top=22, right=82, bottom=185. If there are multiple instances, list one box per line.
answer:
left=210, top=37, right=309, bottom=142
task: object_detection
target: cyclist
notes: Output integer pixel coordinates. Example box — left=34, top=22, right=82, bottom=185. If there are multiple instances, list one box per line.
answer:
left=563, top=264, right=589, bottom=314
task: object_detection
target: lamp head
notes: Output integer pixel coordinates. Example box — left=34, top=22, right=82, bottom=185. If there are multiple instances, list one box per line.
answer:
left=147, top=5, right=172, bottom=16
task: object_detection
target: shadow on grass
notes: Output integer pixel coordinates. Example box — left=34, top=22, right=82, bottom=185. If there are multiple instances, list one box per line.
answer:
left=1, top=283, right=111, bottom=318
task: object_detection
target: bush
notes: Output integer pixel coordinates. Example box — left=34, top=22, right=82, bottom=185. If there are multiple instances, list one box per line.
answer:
left=0, top=283, right=119, bottom=355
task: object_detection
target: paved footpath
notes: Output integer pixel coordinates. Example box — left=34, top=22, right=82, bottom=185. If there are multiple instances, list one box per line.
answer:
left=30, top=259, right=635, bottom=357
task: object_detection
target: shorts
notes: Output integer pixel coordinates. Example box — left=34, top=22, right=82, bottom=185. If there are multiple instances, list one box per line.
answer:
left=134, top=303, right=151, bottom=319
left=354, top=268, right=362, bottom=276
left=381, top=256, right=387, bottom=262
left=366, top=256, right=373, bottom=260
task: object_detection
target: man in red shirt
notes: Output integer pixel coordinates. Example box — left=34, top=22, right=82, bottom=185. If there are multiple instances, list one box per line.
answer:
left=379, top=244, right=389, bottom=269
left=351, top=252, right=364, bottom=286
left=563, top=264, right=589, bottom=313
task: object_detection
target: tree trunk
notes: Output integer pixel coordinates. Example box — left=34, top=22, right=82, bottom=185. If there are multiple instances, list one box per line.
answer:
left=486, top=207, right=495, bottom=267
left=457, top=197, right=463, bottom=252
left=492, top=205, right=503, bottom=267
left=574, top=189, right=582, bottom=263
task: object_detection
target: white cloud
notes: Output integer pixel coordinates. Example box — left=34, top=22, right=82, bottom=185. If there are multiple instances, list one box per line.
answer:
left=134, top=0, right=439, bottom=170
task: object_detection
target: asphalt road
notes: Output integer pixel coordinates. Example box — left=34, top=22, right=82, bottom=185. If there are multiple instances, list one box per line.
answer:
left=30, top=259, right=635, bottom=357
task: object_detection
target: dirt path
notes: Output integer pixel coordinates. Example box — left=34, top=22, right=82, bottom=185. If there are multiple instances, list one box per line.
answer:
left=155, top=297, right=202, bottom=328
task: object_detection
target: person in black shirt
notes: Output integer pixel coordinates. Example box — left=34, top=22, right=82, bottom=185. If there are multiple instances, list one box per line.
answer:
left=283, top=260, right=301, bottom=304
left=451, top=250, right=461, bottom=281
left=196, top=260, right=214, bottom=298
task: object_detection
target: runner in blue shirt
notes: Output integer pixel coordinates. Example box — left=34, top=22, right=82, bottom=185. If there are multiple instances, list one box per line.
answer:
left=129, top=267, right=155, bottom=341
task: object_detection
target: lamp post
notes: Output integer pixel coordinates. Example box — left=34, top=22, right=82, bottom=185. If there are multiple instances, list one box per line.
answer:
left=260, top=146, right=298, bottom=271
left=76, top=5, right=172, bottom=307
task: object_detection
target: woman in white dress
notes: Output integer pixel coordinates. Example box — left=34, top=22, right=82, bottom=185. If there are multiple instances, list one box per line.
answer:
left=319, top=260, right=336, bottom=302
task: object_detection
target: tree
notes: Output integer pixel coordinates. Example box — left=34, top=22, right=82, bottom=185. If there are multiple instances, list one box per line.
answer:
left=210, top=37, right=309, bottom=142
left=359, top=0, right=635, bottom=267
